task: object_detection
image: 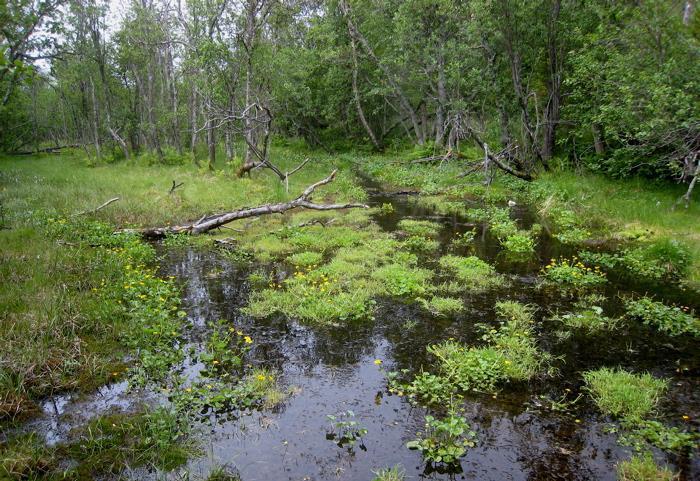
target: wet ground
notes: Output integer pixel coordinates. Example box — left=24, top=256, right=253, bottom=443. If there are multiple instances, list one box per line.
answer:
left=12, top=182, right=700, bottom=480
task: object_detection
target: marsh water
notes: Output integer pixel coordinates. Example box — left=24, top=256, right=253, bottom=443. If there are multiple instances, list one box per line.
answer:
left=15, top=183, right=700, bottom=480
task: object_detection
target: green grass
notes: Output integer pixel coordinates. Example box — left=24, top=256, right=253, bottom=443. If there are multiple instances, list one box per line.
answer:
left=616, top=453, right=677, bottom=481
left=438, top=255, right=506, bottom=292
left=583, top=368, right=668, bottom=421
left=536, top=170, right=700, bottom=285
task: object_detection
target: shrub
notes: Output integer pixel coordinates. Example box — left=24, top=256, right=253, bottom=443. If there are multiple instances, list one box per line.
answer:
left=583, top=368, right=668, bottom=421
left=625, top=297, right=700, bottom=337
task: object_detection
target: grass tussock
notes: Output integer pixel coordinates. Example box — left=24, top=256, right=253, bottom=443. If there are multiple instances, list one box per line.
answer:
left=583, top=368, right=668, bottom=421
left=616, top=453, right=677, bottom=481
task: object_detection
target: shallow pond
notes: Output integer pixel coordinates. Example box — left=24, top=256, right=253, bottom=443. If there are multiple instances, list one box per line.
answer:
left=13, top=183, right=700, bottom=480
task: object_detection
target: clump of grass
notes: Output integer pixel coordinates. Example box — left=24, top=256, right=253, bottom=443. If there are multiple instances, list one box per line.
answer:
left=419, top=296, right=464, bottom=317
left=620, top=238, right=690, bottom=281
left=402, top=235, right=440, bottom=254
left=372, top=465, right=405, bottom=481
left=438, top=255, right=505, bottom=292
left=288, top=251, right=323, bottom=267
left=207, top=466, right=242, bottom=481
left=372, top=263, right=434, bottom=298
left=0, top=433, right=56, bottom=480
left=616, top=453, right=677, bottom=481
left=66, top=408, right=196, bottom=477
left=583, top=368, right=668, bottom=421
left=397, top=219, right=442, bottom=238
left=624, top=297, right=700, bottom=337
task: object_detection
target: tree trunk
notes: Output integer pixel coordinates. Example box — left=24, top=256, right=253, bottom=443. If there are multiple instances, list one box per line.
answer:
left=190, top=88, right=199, bottom=165
left=349, top=34, right=382, bottom=151
left=434, top=51, right=447, bottom=148
left=592, top=123, right=605, bottom=155
left=89, top=77, right=102, bottom=161
left=542, top=0, right=562, bottom=162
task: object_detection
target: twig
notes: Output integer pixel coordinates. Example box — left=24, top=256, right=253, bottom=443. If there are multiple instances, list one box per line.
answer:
left=72, top=197, right=120, bottom=217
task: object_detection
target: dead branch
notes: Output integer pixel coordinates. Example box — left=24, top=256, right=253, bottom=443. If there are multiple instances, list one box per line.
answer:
left=124, top=171, right=368, bottom=238
left=169, top=180, right=184, bottom=194
left=72, top=197, right=120, bottom=217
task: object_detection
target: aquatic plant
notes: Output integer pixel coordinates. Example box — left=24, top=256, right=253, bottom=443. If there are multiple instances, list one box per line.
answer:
left=618, top=419, right=698, bottom=454
left=616, top=453, right=678, bottom=481
left=624, top=297, right=699, bottom=337
left=502, top=232, right=536, bottom=255
left=326, top=410, right=368, bottom=448
left=387, top=370, right=459, bottom=406
left=371, top=465, right=405, bottom=481
left=555, top=306, right=621, bottom=333
left=418, top=296, right=464, bottom=317
left=583, top=368, right=668, bottom=421
left=438, top=255, right=505, bottom=292
left=541, top=256, right=607, bottom=290
left=372, top=263, right=434, bottom=298
left=199, top=319, right=252, bottom=374
left=406, top=411, right=477, bottom=465
left=397, top=219, right=442, bottom=238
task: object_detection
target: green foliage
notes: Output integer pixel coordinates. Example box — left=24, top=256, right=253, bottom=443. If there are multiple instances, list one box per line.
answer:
left=556, top=306, right=620, bottom=333
left=397, top=219, right=442, bottom=238
left=583, top=368, right=668, bottom=421
left=616, top=453, right=677, bottom=481
left=406, top=412, right=477, bottom=465
left=502, top=232, right=536, bottom=255
left=618, top=419, right=699, bottom=454
left=542, top=257, right=607, bottom=290
left=387, top=370, right=457, bottom=406
left=326, top=410, right=368, bottom=448
left=371, top=465, right=405, bottom=481
left=438, top=255, right=505, bottom=292
left=288, top=251, right=323, bottom=267
left=624, top=297, right=700, bottom=337
left=199, top=319, right=251, bottom=373
left=418, top=296, right=464, bottom=317
left=372, top=263, right=433, bottom=298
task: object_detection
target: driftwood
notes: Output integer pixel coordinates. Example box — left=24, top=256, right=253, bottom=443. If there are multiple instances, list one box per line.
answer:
left=72, top=197, right=120, bottom=217
left=126, top=170, right=368, bottom=238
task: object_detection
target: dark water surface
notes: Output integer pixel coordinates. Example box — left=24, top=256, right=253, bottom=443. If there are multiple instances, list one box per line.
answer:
left=13, top=184, right=700, bottom=480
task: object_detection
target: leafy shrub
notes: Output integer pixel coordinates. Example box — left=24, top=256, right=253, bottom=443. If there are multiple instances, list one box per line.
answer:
left=583, top=368, right=668, bottom=421
left=406, top=412, right=477, bottom=465
left=624, top=297, right=699, bottom=337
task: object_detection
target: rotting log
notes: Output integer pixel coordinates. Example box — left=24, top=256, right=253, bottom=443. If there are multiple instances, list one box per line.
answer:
left=124, top=170, right=368, bottom=239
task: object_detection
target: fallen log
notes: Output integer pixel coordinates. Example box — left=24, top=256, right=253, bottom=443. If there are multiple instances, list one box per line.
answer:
left=125, top=170, right=368, bottom=239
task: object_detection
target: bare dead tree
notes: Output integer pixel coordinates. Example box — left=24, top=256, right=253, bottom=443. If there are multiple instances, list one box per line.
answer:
left=125, top=170, right=368, bottom=238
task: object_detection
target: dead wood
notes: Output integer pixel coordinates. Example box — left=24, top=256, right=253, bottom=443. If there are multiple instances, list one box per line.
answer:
left=125, top=170, right=368, bottom=238
left=72, top=197, right=120, bottom=217
left=169, top=180, right=184, bottom=194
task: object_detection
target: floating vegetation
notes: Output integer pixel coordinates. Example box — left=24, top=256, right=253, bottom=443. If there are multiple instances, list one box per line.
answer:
left=326, top=410, right=368, bottom=449
left=554, top=305, right=620, bottom=333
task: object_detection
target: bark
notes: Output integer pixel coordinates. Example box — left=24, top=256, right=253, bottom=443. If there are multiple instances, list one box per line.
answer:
left=340, top=0, right=423, bottom=144
left=542, top=0, right=562, bottom=162
left=434, top=51, right=447, bottom=148
left=127, top=170, right=368, bottom=238
left=88, top=77, right=102, bottom=161
left=349, top=34, right=382, bottom=151
left=190, top=88, right=199, bottom=165
left=592, top=123, right=606, bottom=155
left=684, top=1, right=695, bottom=25
left=207, top=110, right=216, bottom=170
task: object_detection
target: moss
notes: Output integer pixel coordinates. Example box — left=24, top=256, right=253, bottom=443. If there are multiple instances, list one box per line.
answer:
left=583, top=368, right=668, bottom=421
